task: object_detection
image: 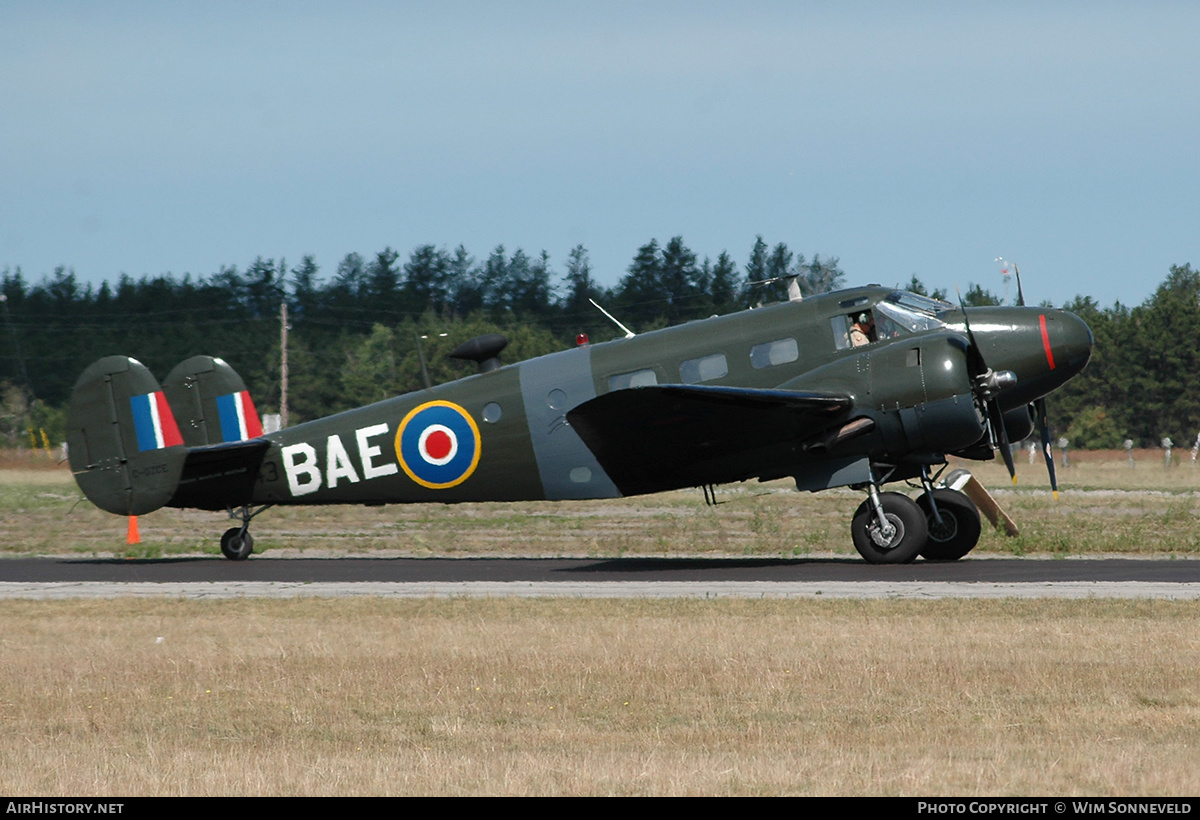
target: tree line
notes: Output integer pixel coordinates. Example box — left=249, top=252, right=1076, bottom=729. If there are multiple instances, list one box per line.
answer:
left=0, top=236, right=1195, bottom=452
left=1052, top=264, right=1200, bottom=450
left=0, top=235, right=843, bottom=437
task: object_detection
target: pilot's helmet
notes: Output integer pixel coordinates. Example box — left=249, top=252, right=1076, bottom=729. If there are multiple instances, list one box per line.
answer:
left=856, top=312, right=872, bottom=325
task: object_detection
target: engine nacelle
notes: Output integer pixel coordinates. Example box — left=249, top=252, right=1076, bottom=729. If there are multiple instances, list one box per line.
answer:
left=782, top=332, right=987, bottom=458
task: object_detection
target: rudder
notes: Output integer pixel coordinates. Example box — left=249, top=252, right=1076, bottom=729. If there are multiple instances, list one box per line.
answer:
left=66, top=356, right=188, bottom=515
left=163, top=355, right=264, bottom=447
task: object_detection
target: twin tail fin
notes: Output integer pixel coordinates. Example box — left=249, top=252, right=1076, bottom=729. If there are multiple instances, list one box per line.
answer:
left=67, top=355, right=268, bottom=516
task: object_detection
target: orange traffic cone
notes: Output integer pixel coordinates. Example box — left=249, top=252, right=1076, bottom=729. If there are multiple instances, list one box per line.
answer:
left=127, top=515, right=140, bottom=545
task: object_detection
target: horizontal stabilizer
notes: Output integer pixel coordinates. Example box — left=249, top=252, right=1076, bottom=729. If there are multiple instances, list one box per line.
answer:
left=566, top=384, right=852, bottom=496
left=168, top=438, right=273, bottom=511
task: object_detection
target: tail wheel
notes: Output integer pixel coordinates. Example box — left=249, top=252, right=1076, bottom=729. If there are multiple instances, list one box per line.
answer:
left=851, top=491, right=928, bottom=564
left=917, top=489, right=982, bottom=561
left=220, top=527, right=254, bottom=560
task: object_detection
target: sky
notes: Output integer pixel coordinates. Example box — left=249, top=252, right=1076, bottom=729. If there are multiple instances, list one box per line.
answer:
left=2, top=1, right=1198, bottom=309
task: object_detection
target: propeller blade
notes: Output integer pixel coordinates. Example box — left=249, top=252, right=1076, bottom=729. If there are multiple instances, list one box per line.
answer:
left=1035, top=397, right=1058, bottom=499
left=955, top=287, right=988, bottom=375
left=989, top=400, right=1018, bottom=484
left=957, top=286, right=1017, bottom=483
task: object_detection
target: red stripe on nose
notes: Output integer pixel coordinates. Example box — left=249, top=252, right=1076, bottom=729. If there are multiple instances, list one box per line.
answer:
left=1039, top=314, right=1056, bottom=370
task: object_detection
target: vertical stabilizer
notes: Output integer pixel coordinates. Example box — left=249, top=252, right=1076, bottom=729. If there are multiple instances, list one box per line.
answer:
left=66, top=356, right=188, bottom=515
left=163, top=355, right=264, bottom=447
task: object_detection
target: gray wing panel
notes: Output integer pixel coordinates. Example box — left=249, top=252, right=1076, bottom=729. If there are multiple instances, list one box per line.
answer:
left=518, top=346, right=621, bottom=500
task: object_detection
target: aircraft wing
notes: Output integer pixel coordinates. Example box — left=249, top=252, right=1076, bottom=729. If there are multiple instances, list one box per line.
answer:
left=566, top=384, right=852, bottom=496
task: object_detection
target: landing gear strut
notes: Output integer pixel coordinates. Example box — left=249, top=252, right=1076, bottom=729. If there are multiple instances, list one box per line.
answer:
left=219, top=504, right=273, bottom=561
left=916, top=484, right=982, bottom=562
left=851, top=471, right=928, bottom=564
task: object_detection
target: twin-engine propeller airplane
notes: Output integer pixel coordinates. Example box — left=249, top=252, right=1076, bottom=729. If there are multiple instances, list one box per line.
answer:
left=66, top=284, right=1092, bottom=563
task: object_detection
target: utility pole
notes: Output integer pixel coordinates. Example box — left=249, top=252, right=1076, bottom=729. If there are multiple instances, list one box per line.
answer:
left=280, top=300, right=289, bottom=428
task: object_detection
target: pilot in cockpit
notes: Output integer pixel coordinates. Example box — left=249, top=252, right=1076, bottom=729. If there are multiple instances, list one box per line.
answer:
left=849, top=312, right=876, bottom=346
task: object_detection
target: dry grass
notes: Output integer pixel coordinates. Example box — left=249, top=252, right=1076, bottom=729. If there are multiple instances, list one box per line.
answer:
left=7, top=450, right=1200, bottom=559
left=1, top=597, right=1197, bottom=796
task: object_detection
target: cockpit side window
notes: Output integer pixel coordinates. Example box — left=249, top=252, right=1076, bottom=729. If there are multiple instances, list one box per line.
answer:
left=832, top=315, right=852, bottom=350
left=834, top=311, right=878, bottom=349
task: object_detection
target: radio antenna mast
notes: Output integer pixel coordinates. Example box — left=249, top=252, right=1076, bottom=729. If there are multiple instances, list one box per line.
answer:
left=589, top=298, right=636, bottom=339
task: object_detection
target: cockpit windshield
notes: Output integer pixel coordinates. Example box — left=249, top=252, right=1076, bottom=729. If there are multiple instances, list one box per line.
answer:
left=886, top=290, right=954, bottom=315
left=831, top=289, right=952, bottom=349
left=875, top=291, right=950, bottom=335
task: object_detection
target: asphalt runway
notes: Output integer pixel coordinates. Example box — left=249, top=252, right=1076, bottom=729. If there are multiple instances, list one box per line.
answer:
left=2, top=555, right=1199, bottom=599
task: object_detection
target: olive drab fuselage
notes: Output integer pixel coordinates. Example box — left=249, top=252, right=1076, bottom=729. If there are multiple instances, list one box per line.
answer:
left=242, top=286, right=1094, bottom=507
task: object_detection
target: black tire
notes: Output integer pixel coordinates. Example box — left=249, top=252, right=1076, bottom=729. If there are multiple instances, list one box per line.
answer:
left=220, top=527, right=254, bottom=560
left=851, top=492, right=928, bottom=564
left=917, top=489, right=982, bottom=561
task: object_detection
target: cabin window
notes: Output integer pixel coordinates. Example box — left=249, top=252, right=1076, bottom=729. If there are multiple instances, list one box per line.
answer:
left=608, top=368, right=658, bottom=391
left=679, top=353, right=728, bottom=384
left=749, top=338, right=799, bottom=369
left=482, top=402, right=503, bottom=423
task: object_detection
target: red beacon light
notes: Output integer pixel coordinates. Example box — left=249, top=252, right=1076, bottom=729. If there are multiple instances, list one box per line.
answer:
left=575, top=332, right=589, bottom=346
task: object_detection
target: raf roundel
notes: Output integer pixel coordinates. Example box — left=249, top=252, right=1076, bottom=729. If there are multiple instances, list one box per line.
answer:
left=395, top=401, right=482, bottom=489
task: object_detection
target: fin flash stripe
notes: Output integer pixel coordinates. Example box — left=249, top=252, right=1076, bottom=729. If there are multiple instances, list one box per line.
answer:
left=130, top=392, right=184, bottom=451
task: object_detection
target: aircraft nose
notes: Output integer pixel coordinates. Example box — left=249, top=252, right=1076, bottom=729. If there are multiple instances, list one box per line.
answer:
left=967, top=306, right=1093, bottom=408
left=1054, top=310, right=1094, bottom=377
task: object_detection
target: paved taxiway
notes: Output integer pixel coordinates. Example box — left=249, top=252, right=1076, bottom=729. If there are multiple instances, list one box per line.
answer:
left=2, top=556, right=1198, bottom=599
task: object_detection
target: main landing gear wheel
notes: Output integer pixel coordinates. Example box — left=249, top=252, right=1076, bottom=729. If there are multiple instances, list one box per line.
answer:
left=917, top=488, right=982, bottom=561
left=220, top=527, right=254, bottom=561
left=851, top=491, right=928, bottom=564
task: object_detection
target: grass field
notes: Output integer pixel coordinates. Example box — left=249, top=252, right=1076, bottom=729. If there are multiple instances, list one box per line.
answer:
left=4, top=449, right=1200, bottom=560
left=2, top=597, right=1199, bottom=796
left=3, top=451, right=1199, bottom=796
